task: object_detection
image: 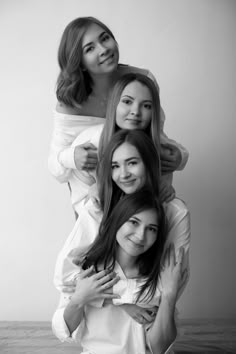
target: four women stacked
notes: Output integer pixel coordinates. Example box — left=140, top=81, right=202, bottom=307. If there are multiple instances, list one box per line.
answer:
left=49, top=17, right=190, bottom=354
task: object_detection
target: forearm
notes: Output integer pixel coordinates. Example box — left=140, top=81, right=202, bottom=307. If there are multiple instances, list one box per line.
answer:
left=147, top=295, right=177, bottom=354
left=64, top=299, right=85, bottom=335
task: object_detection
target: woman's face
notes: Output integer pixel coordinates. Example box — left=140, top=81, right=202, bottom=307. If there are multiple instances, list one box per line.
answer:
left=116, top=209, right=158, bottom=258
left=81, top=23, right=119, bottom=76
left=111, top=142, right=146, bottom=194
left=116, top=81, right=153, bottom=130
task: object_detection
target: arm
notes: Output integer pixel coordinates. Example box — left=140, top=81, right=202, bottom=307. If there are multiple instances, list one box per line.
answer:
left=64, top=267, right=120, bottom=334
left=147, top=246, right=185, bottom=354
left=48, top=108, right=100, bottom=183
left=164, top=198, right=191, bottom=295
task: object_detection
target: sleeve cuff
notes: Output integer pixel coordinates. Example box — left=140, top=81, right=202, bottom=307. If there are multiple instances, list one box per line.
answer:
left=58, top=146, right=77, bottom=170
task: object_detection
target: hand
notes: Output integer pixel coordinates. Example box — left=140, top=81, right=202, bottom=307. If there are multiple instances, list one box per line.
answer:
left=74, top=142, right=98, bottom=171
left=159, top=182, right=176, bottom=203
left=71, top=267, right=120, bottom=306
left=159, top=245, right=187, bottom=302
left=121, top=304, right=158, bottom=325
left=160, top=143, right=182, bottom=174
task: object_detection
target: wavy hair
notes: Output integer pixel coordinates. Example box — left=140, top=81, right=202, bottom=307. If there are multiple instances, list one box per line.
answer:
left=56, top=17, right=117, bottom=107
left=97, top=129, right=161, bottom=224
left=83, top=190, right=166, bottom=303
left=98, top=73, right=161, bottom=160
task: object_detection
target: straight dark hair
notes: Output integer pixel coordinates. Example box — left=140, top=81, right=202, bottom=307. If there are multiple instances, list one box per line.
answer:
left=83, top=190, right=166, bottom=302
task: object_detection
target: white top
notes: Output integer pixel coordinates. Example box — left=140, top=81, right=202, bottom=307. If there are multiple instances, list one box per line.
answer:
left=48, top=67, right=189, bottom=213
left=54, top=196, right=191, bottom=295
left=52, top=261, right=175, bottom=354
left=49, top=118, right=189, bottom=214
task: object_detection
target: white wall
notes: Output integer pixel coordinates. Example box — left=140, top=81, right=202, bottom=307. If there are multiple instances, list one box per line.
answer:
left=0, top=0, right=235, bottom=320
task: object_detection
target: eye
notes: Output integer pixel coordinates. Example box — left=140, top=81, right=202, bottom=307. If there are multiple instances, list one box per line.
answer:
left=111, top=163, right=119, bottom=170
left=143, top=103, right=152, bottom=110
left=128, top=218, right=138, bottom=226
left=121, top=98, right=133, bottom=105
left=85, top=46, right=94, bottom=54
left=128, top=160, right=137, bottom=166
left=148, top=226, right=158, bottom=233
left=102, top=33, right=110, bottom=42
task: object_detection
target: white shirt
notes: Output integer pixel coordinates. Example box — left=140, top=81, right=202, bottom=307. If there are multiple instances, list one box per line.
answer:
left=52, top=262, right=175, bottom=354
left=54, top=196, right=191, bottom=295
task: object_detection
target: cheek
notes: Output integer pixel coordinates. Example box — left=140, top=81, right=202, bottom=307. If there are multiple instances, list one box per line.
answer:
left=116, top=106, right=126, bottom=128
left=112, top=170, right=118, bottom=183
left=142, top=112, right=152, bottom=128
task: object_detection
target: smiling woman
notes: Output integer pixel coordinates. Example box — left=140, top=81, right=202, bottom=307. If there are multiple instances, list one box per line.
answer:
left=111, top=142, right=147, bottom=195
left=52, top=191, right=185, bottom=353
left=48, top=17, right=189, bottom=214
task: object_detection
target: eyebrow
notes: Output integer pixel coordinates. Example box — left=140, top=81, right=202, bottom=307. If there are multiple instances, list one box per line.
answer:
left=121, top=94, right=152, bottom=103
left=82, top=31, right=107, bottom=50
left=131, top=216, right=158, bottom=228
left=111, top=157, right=140, bottom=164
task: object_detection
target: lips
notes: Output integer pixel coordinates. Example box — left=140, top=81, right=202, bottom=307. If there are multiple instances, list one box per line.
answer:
left=100, top=53, right=114, bottom=65
left=120, top=179, right=136, bottom=186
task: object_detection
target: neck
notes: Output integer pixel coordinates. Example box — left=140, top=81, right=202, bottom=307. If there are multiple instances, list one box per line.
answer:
left=90, top=71, right=118, bottom=98
left=116, top=248, right=138, bottom=278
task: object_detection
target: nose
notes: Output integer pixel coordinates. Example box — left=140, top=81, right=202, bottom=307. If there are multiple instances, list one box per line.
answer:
left=98, top=42, right=108, bottom=56
left=134, top=226, right=145, bottom=243
left=130, top=102, right=140, bottom=117
left=120, top=165, right=131, bottom=179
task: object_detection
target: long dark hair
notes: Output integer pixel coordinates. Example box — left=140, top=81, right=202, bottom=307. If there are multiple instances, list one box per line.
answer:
left=83, top=190, right=166, bottom=302
left=56, top=17, right=117, bottom=107
left=98, top=73, right=161, bottom=160
left=97, top=129, right=161, bottom=223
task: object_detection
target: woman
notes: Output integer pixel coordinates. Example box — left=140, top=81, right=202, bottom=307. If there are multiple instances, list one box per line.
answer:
left=48, top=17, right=188, bottom=198
left=54, top=130, right=190, bottom=301
left=52, top=191, right=187, bottom=353
left=58, top=73, right=188, bottom=214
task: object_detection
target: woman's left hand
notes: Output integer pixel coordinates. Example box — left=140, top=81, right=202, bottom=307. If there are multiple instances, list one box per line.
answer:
left=160, top=143, right=182, bottom=174
left=159, top=245, right=187, bottom=302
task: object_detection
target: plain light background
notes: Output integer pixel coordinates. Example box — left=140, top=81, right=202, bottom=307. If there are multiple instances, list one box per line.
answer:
left=0, top=0, right=235, bottom=321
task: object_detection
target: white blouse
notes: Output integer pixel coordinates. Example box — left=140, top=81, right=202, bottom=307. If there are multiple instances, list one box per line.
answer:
left=52, top=261, right=175, bottom=354
left=54, top=196, right=191, bottom=296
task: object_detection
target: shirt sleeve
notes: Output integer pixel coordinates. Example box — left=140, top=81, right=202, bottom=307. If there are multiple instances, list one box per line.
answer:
left=48, top=113, right=78, bottom=183
left=52, top=292, right=84, bottom=343
left=147, top=70, right=189, bottom=172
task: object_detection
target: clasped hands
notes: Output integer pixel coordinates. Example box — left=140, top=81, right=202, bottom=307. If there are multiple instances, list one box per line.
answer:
left=62, top=245, right=187, bottom=325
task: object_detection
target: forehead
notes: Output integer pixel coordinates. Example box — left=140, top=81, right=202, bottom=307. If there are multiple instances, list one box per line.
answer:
left=121, top=81, right=152, bottom=99
left=132, top=209, right=158, bottom=225
left=112, top=142, right=140, bottom=160
left=82, top=23, right=106, bottom=45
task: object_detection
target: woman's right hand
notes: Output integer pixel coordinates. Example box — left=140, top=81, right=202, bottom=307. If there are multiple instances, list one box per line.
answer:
left=121, top=304, right=158, bottom=325
left=71, top=266, right=120, bottom=306
left=74, top=142, right=98, bottom=171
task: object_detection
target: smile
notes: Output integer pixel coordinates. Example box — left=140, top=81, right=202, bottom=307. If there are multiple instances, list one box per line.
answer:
left=126, top=118, right=141, bottom=124
left=129, top=239, right=144, bottom=248
left=100, top=53, right=114, bottom=65
left=120, top=180, right=136, bottom=186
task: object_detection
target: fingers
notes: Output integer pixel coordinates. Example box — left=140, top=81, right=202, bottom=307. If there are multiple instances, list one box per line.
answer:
left=79, top=266, right=94, bottom=279
left=100, top=274, right=120, bottom=290
left=82, top=142, right=97, bottom=151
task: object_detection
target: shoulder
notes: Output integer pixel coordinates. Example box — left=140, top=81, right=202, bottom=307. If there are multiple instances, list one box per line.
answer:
left=72, top=124, right=104, bottom=147
left=164, top=198, right=190, bottom=219
left=118, top=64, right=159, bottom=89
left=56, top=101, right=82, bottom=115
left=118, top=63, right=149, bottom=76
